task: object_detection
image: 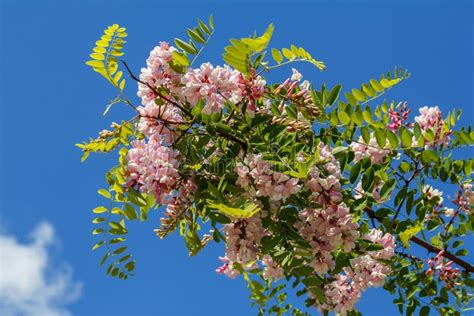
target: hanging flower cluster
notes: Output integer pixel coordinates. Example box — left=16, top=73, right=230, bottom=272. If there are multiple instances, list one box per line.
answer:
left=318, top=229, right=395, bottom=314
left=235, top=154, right=300, bottom=202
left=296, top=204, right=360, bottom=274
left=426, top=251, right=460, bottom=289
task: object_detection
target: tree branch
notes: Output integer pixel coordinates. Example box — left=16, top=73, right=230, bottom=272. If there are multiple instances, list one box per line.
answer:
left=121, top=61, right=193, bottom=118
left=364, top=207, right=473, bottom=273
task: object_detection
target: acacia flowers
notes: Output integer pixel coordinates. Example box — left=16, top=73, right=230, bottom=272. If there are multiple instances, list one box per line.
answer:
left=83, top=19, right=474, bottom=316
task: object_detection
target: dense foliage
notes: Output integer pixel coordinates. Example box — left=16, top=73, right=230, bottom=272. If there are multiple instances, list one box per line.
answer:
left=78, top=17, right=474, bottom=315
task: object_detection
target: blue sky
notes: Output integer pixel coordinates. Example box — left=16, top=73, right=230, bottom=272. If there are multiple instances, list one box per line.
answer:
left=0, top=0, right=472, bottom=315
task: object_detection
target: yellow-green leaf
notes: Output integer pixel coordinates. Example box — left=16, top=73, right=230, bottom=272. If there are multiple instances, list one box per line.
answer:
left=399, top=222, right=424, bottom=248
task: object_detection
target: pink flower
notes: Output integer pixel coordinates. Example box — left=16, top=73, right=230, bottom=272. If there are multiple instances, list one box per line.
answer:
left=235, top=154, right=300, bottom=201
left=181, top=63, right=243, bottom=114
left=295, top=204, right=360, bottom=275
left=262, top=255, right=284, bottom=280
left=414, top=106, right=451, bottom=147
left=354, top=180, right=388, bottom=204
left=137, top=42, right=183, bottom=106
left=137, top=103, right=184, bottom=143
left=364, top=229, right=395, bottom=260
left=126, top=134, right=181, bottom=204
left=388, top=102, right=412, bottom=131
left=224, top=215, right=264, bottom=265
left=215, top=257, right=240, bottom=279
left=426, top=251, right=460, bottom=288
left=423, top=185, right=444, bottom=205
left=350, top=134, right=390, bottom=164
left=317, top=274, right=361, bottom=316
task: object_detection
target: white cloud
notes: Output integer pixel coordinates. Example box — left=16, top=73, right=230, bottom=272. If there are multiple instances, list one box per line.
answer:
left=0, top=221, right=82, bottom=316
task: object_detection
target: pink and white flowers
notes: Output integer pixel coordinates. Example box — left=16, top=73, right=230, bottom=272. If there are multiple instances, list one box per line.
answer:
left=426, top=250, right=460, bottom=288
left=235, top=154, right=300, bottom=202
left=126, top=134, right=181, bottom=204
left=414, top=106, right=451, bottom=147
left=137, top=42, right=182, bottom=106
left=350, top=134, right=390, bottom=164
left=181, top=63, right=243, bottom=114
left=296, top=204, right=360, bottom=274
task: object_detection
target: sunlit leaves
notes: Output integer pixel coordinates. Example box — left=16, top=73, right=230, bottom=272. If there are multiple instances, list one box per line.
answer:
left=270, top=45, right=325, bottom=71
left=399, top=222, right=424, bottom=248
left=344, top=67, right=410, bottom=106
left=207, top=200, right=260, bottom=218
left=85, top=24, right=127, bottom=90
left=223, top=23, right=274, bottom=74
left=172, top=15, right=215, bottom=70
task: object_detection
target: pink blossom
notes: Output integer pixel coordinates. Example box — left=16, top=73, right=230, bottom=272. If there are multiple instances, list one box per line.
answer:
left=215, top=256, right=240, bottom=279
left=364, top=228, right=395, bottom=260
left=426, top=251, right=460, bottom=288
left=296, top=204, right=360, bottom=275
left=262, top=255, right=284, bottom=280
left=181, top=63, right=243, bottom=114
left=317, top=274, right=361, bottom=316
left=414, top=106, right=451, bottom=147
left=137, top=42, right=183, bottom=106
left=350, top=134, right=390, bottom=164
left=126, top=134, right=181, bottom=204
left=224, top=215, right=264, bottom=265
left=388, top=102, right=412, bottom=132
left=137, top=103, right=184, bottom=143
left=305, top=143, right=343, bottom=206
left=423, top=185, right=444, bottom=205
left=354, top=180, right=388, bottom=204
left=344, top=255, right=392, bottom=290
left=235, top=154, right=300, bottom=201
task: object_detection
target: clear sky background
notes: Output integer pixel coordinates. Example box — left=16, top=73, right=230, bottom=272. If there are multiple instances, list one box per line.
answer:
left=0, top=0, right=472, bottom=315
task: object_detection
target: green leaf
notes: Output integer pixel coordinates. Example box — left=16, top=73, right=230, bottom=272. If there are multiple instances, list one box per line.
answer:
left=379, top=178, right=396, bottom=200
left=419, top=306, right=430, bottom=316
left=350, top=161, right=362, bottom=184
left=207, top=200, right=260, bottom=218
left=386, top=130, right=399, bottom=148
left=271, top=48, right=283, bottom=64
left=399, top=221, right=424, bottom=248
left=187, top=28, right=206, bottom=43
left=338, top=110, right=351, bottom=125
left=93, top=206, right=108, bottom=214
left=98, top=189, right=111, bottom=199
left=360, top=126, right=370, bottom=143
left=327, top=84, right=342, bottom=106
left=92, top=241, right=105, bottom=250
left=174, top=38, right=198, bottom=55
left=361, top=167, right=375, bottom=192
left=374, top=129, right=386, bottom=147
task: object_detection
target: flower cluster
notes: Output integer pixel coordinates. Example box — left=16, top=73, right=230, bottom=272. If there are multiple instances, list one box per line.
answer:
left=414, top=106, right=451, bottom=147
left=453, top=183, right=474, bottom=215
left=235, top=154, right=300, bottom=202
left=388, top=102, right=412, bottom=131
left=318, top=229, right=395, bottom=315
left=305, top=143, right=342, bottom=206
left=216, top=215, right=265, bottom=279
left=126, top=135, right=181, bottom=204
left=426, top=251, right=460, bottom=288
left=181, top=63, right=243, bottom=114
left=317, top=274, right=361, bottom=316
left=262, top=255, right=284, bottom=281
left=296, top=204, right=360, bottom=274
left=350, top=133, right=390, bottom=164
left=155, top=177, right=198, bottom=238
